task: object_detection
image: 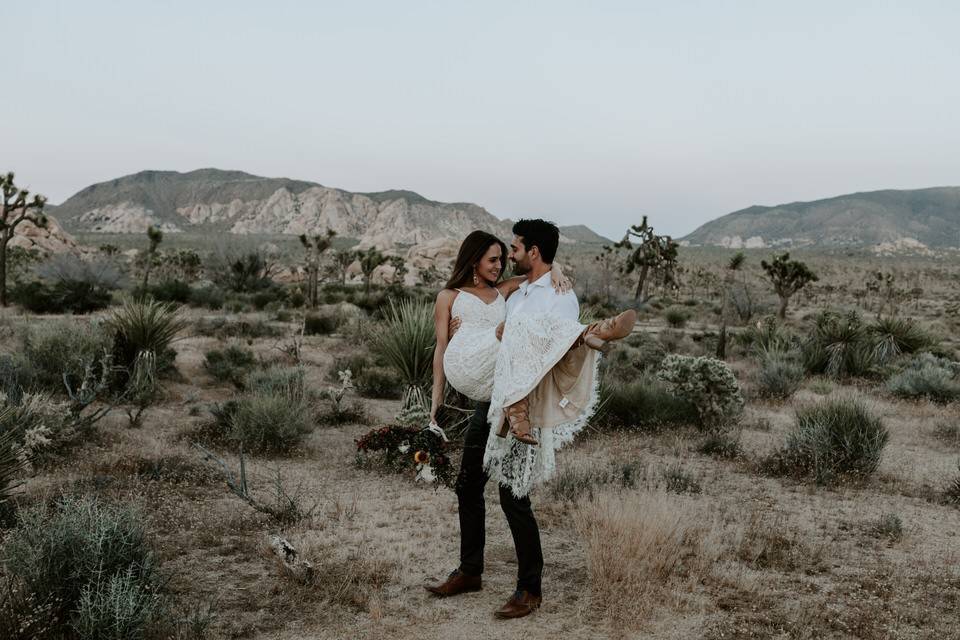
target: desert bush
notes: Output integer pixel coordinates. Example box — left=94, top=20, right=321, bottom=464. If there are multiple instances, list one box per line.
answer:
left=776, top=397, right=889, bottom=484
left=107, top=299, right=186, bottom=379
left=736, top=316, right=797, bottom=357
left=20, top=320, right=112, bottom=393
left=318, top=369, right=366, bottom=424
left=225, top=366, right=313, bottom=453
left=753, top=353, right=805, bottom=399
left=697, top=430, right=742, bottom=459
left=946, top=462, right=960, bottom=504
left=11, top=255, right=123, bottom=315
left=0, top=410, right=24, bottom=516
left=329, top=353, right=374, bottom=381
left=870, top=513, right=904, bottom=541
left=137, top=279, right=192, bottom=304
left=595, top=375, right=698, bottom=430
left=656, top=355, right=743, bottom=430
left=356, top=366, right=404, bottom=399
left=0, top=496, right=164, bottom=639
left=193, top=316, right=282, bottom=340
left=549, top=459, right=647, bottom=502
left=601, top=334, right=667, bottom=381
left=886, top=353, right=960, bottom=403
left=188, top=285, right=225, bottom=310
left=867, top=316, right=936, bottom=364
left=661, top=463, right=702, bottom=494
left=251, top=286, right=288, bottom=310
left=663, top=305, right=690, bottom=328
left=368, top=299, right=434, bottom=387
left=304, top=312, right=341, bottom=336
left=203, top=344, right=257, bottom=388
left=801, top=310, right=877, bottom=379
left=573, top=490, right=718, bottom=621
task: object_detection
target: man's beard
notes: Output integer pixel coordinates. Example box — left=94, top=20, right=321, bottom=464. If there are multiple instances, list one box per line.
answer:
left=511, top=260, right=529, bottom=275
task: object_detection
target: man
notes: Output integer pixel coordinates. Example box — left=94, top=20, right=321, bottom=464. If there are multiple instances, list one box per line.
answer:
left=425, top=219, right=576, bottom=619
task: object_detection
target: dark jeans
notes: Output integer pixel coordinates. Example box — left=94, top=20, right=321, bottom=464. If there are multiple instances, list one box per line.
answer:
left=456, top=401, right=543, bottom=596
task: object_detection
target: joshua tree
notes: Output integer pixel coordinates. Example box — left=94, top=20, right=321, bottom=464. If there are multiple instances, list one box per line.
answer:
left=388, top=255, right=408, bottom=287
left=140, top=225, right=163, bottom=293
left=761, top=252, right=818, bottom=319
left=716, top=252, right=746, bottom=359
left=299, top=229, right=336, bottom=307
left=612, top=216, right=679, bottom=302
left=357, top=247, right=387, bottom=294
left=333, top=249, right=355, bottom=285
left=594, top=244, right=622, bottom=304
left=0, top=172, right=48, bottom=306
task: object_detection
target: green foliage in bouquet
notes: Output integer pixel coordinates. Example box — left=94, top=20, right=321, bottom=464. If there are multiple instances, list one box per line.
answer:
left=355, top=424, right=455, bottom=489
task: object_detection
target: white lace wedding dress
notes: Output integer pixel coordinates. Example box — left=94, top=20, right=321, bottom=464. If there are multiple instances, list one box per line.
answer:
left=442, top=288, right=600, bottom=498
left=442, top=289, right=506, bottom=401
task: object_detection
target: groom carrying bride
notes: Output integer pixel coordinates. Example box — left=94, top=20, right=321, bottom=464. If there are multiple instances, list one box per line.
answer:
left=425, top=219, right=636, bottom=619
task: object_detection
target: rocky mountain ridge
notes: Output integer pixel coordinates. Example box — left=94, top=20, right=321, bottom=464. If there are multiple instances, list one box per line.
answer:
left=51, top=169, right=608, bottom=248
left=681, top=186, right=960, bottom=250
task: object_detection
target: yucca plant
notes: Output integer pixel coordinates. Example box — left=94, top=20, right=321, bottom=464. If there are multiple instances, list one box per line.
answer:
left=368, top=299, right=435, bottom=388
left=108, top=299, right=187, bottom=379
left=802, top=310, right=875, bottom=379
left=867, top=316, right=935, bottom=364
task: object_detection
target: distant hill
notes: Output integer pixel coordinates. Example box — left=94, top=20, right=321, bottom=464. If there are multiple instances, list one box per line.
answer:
left=50, top=168, right=608, bottom=247
left=681, top=186, right=960, bottom=250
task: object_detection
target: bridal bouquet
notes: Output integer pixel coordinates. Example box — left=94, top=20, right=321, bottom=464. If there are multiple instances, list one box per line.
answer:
left=354, top=424, right=455, bottom=488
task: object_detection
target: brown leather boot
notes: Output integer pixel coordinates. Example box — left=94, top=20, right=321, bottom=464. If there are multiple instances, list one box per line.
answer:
left=506, top=398, right=537, bottom=445
left=494, top=590, right=542, bottom=619
left=581, top=309, right=638, bottom=353
left=424, top=569, right=482, bottom=597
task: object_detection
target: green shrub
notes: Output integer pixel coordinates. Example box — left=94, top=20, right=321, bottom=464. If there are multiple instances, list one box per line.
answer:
left=867, top=316, right=936, bottom=364
left=226, top=366, right=313, bottom=453
left=356, top=366, right=404, bottom=399
left=304, top=312, right=341, bottom=336
left=107, top=299, right=187, bottom=378
left=778, top=398, right=889, bottom=484
left=886, top=353, right=960, bottom=403
left=595, top=375, right=698, bottom=430
left=754, top=353, right=805, bottom=399
left=549, top=460, right=646, bottom=502
left=801, top=310, right=876, bottom=379
left=204, top=345, right=257, bottom=387
left=662, top=463, right=701, bottom=494
left=329, top=353, right=374, bottom=381
left=228, top=393, right=312, bottom=453
left=251, top=286, right=287, bottom=310
left=736, top=316, right=797, bottom=357
left=139, top=279, right=192, bottom=304
left=188, top=285, right=225, bottom=310
left=11, top=279, right=114, bottom=314
left=0, top=411, right=24, bottom=515
left=193, top=316, right=281, bottom=340
left=1, top=496, right=164, bottom=638
left=871, top=513, right=903, bottom=541
left=368, top=299, right=434, bottom=387
left=20, top=320, right=112, bottom=392
left=663, top=305, right=690, bottom=328
left=656, top=354, right=743, bottom=429
left=946, top=462, right=960, bottom=504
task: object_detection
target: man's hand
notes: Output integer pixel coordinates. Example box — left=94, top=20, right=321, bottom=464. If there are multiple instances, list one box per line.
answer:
left=448, top=316, right=462, bottom=338
left=495, top=321, right=504, bottom=341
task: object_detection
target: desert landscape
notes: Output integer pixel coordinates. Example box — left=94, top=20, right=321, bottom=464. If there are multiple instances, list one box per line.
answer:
left=0, top=168, right=958, bottom=639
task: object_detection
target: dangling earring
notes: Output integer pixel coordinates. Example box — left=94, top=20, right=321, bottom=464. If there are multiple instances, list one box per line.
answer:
left=472, top=267, right=479, bottom=286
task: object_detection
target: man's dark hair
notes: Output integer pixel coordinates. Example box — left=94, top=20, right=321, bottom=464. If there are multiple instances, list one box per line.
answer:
left=512, top=219, right=560, bottom=264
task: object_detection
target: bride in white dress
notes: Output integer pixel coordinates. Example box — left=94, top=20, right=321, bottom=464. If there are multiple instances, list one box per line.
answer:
left=429, top=230, right=636, bottom=496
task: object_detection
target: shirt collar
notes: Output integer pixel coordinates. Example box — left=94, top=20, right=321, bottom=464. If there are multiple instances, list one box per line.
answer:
left=518, top=271, right=552, bottom=294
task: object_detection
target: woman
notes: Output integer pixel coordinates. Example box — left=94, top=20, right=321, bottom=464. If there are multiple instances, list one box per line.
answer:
left=429, top=230, right=634, bottom=445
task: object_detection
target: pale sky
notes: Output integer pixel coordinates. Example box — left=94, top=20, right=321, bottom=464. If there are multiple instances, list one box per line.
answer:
left=7, top=1, right=960, bottom=239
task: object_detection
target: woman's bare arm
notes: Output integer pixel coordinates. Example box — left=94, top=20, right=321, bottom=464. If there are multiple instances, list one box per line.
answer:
left=430, top=289, right=456, bottom=424
left=495, top=276, right=526, bottom=299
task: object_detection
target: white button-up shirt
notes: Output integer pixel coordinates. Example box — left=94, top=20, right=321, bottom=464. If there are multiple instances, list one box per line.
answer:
left=505, top=271, right=580, bottom=322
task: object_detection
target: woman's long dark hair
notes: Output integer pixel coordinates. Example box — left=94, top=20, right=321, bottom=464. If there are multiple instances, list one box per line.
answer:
left=444, top=230, right=507, bottom=290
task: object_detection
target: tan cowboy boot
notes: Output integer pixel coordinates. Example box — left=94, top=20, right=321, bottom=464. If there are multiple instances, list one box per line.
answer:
left=580, top=309, right=638, bottom=353
left=505, top=398, right=538, bottom=445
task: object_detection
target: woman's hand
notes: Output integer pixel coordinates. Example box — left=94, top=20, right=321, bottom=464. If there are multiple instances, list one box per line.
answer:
left=550, top=262, right=573, bottom=294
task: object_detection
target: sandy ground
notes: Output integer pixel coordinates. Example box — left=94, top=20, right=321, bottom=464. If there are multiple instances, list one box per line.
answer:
left=3, top=299, right=960, bottom=640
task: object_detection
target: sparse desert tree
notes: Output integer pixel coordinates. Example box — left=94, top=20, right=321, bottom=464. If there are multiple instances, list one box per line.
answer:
left=299, top=228, right=336, bottom=307
left=0, top=172, right=48, bottom=307
left=388, top=255, right=408, bottom=286
left=612, top=216, right=679, bottom=302
left=716, top=251, right=746, bottom=358
left=761, top=252, right=818, bottom=319
left=333, top=248, right=355, bottom=285
left=357, top=247, right=386, bottom=293
left=140, top=225, right=163, bottom=293
left=594, top=243, right=623, bottom=304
